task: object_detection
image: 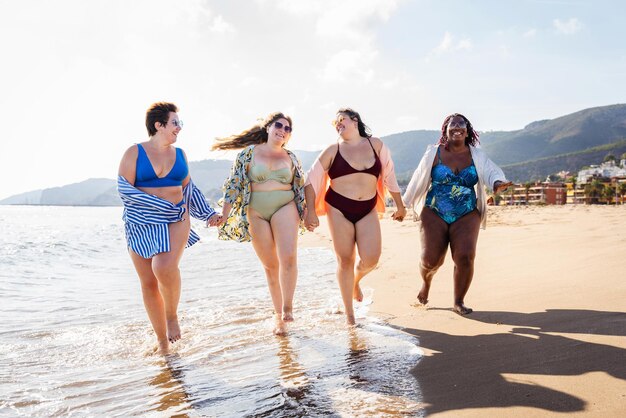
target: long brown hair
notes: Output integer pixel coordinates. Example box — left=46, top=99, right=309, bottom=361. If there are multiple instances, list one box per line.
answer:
left=336, top=107, right=372, bottom=138
left=212, top=112, right=293, bottom=150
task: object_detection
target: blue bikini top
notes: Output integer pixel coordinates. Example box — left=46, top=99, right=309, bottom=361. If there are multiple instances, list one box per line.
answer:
left=134, top=144, right=188, bottom=188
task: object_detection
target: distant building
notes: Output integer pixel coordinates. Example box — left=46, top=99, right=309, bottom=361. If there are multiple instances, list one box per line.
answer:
left=577, top=159, right=626, bottom=184
left=499, top=182, right=567, bottom=205
left=574, top=159, right=626, bottom=204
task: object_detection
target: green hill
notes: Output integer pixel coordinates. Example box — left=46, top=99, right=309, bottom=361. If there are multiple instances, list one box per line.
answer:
left=480, top=104, right=626, bottom=165
left=501, top=139, right=626, bottom=182
left=381, top=104, right=626, bottom=182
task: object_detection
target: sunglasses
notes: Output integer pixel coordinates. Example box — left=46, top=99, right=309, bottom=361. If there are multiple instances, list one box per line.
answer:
left=273, top=121, right=292, bottom=133
left=448, top=120, right=467, bottom=128
left=331, top=115, right=353, bottom=127
left=169, top=119, right=184, bottom=128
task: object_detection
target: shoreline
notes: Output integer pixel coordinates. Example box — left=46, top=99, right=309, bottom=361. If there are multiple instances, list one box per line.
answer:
left=300, top=205, right=626, bottom=417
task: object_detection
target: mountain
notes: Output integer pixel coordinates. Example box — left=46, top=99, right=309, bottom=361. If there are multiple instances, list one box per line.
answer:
left=480, top=104, right=626, bottom=165
left=0, top=178, right=119, bottom=206
left=3, top=104, right=626, bottom=205
left=501, top=140, right=626, bottom=182
left=380, top=104, right=626, bottom=182
left=0, top=154, right=320, bottom=206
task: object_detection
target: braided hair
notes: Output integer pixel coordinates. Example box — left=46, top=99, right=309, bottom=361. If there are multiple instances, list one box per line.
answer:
left=437, top=113, right=479, bottom=149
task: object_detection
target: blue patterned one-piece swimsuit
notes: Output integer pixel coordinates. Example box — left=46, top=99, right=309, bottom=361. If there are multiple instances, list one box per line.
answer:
left=425, top=147, right=479, bottom=224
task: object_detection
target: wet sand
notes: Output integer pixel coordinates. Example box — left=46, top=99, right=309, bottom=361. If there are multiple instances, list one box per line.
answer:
left=300, top=205, right=626, bottom=417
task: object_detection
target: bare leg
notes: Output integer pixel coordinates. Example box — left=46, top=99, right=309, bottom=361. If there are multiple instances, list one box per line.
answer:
left=249, top=210, right=285, bottom=335
left=151, top=218, right=189, bottom=343
left=129, top=251, right=170, bottom=354
left=270, top=202, right=300, bottom=322
left=353, top=209, right=381, bottom=302
left=418, top=207, right=449, bottom=305
left=449, top=210, right=481, bottom=315
left=326, top=205, right=357, bottom=325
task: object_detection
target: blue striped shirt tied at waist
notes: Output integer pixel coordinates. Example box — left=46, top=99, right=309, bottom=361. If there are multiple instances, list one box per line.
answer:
left=118, top=175, right=217, bottom=258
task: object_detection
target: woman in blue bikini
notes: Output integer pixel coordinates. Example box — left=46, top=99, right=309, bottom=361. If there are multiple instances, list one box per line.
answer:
left=118, top=102, right=221, bottom=354
left=403, top=113, right=512, bottom=315
left=212, top=112, right=305, bottom=335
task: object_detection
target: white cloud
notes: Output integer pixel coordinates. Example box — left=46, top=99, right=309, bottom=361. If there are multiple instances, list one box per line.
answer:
left=457, top=38, right=473, bottom=51
left=432, top=32, right=473, bottom=55
left=209, top=15, right=235, bottom=33
left=315, top=0, right=400, bottom=40
left=273, top=0, right=320, bottom=15
left=553, top=18, right=582, bottom=35
left=381, top=78, right=400, bottom=90
left=524, top=28, right=537, bottom=38
left=499, top=44, right=512, bottom=59
left=320, top=49, right=377, bottom=83
left=239, top=76, right=259, bottom=87
left=435, top=32, right=454, bottom=53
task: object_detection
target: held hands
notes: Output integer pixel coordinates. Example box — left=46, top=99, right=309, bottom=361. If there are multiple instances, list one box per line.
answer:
left=304, top=208, right=319, bottom=232
left=392, top=206, right=407, bottom=222
left=494, top=181, right=513, bottom=194
left=207, top=212, right=225, bottom=227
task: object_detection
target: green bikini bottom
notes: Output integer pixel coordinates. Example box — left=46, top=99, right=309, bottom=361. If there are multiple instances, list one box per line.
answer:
left=249, top=190, right=295, bottom=221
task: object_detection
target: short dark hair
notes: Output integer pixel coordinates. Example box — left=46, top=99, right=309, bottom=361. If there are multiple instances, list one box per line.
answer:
left=146, top=102, right=178, bottom=136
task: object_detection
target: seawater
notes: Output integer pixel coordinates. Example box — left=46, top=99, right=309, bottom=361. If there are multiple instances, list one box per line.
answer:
left=0, top=206, right=423, bottom=417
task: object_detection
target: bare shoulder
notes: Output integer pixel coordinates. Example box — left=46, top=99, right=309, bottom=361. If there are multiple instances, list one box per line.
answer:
left=121, top=144, right=139, bottom=161
left=314, top=143, right=337, bottom=169
left=369, top=137, right=384, bottom=153
left=118, top=144, right=139, bottom=178
left=319, top=143, right=338, bottom=158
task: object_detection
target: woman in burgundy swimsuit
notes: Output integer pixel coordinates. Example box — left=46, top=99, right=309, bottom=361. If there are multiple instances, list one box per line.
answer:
left=304, top=108, right=406, bottom=325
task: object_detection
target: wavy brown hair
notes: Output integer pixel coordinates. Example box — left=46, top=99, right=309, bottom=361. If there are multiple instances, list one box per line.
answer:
left=336, top=107, right=372, bottom=138
left=438, top=113, right=480, bottom=149
left=212, top=112, right=293, bottom=151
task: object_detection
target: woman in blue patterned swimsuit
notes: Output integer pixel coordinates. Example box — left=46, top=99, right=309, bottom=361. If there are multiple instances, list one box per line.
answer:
left=403, top=114, right=512, bottom=315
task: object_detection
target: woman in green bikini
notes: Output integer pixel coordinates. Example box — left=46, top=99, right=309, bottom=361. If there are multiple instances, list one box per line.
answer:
left=212, top=112, right=305, bottom=335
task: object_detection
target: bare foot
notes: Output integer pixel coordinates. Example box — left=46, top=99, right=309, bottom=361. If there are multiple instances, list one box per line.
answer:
left=454, top=303, right=473, bottom=315
left=273, top=315, right=287, bottom=336
left=157, top=339, right=170, bottom=355
left=346, top=313, right=356, bottom=326
left=273, top=325, right=287, bottom=336
left=166, top=318, right=181, bottom=343
left=417, top=282, right=430, bottom=305
left=353, top=283, right=363, bottom=302
left=282, top=311, right=294, bottom=322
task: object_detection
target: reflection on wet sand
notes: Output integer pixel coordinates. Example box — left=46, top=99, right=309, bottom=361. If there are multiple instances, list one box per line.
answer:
left=346, top=327, right=371, bottom=385
left=277, top=336, right=311, bottom=401
left=149, top=355, right=192, bottom=417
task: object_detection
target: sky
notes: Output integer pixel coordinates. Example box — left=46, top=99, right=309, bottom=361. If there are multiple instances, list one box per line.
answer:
left=1, top=0, right=625, bottom=200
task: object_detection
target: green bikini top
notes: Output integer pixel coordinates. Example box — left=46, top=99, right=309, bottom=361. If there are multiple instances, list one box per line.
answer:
left=248, top=163, right=293, bottom=184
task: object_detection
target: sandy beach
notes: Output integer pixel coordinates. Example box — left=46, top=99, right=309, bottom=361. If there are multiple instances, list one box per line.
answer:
left=300, top=205, right=626, bottom=417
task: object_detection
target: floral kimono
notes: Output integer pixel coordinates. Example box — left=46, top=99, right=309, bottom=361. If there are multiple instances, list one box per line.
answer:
left=218, top=145, right=306, bottom=242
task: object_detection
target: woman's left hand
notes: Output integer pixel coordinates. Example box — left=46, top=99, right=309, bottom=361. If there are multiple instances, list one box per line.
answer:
left=392, top=206, right=406, bottom=222
left=207, top=213, right=224, bottom=227
left=494, top=181, right=513, bottom=193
